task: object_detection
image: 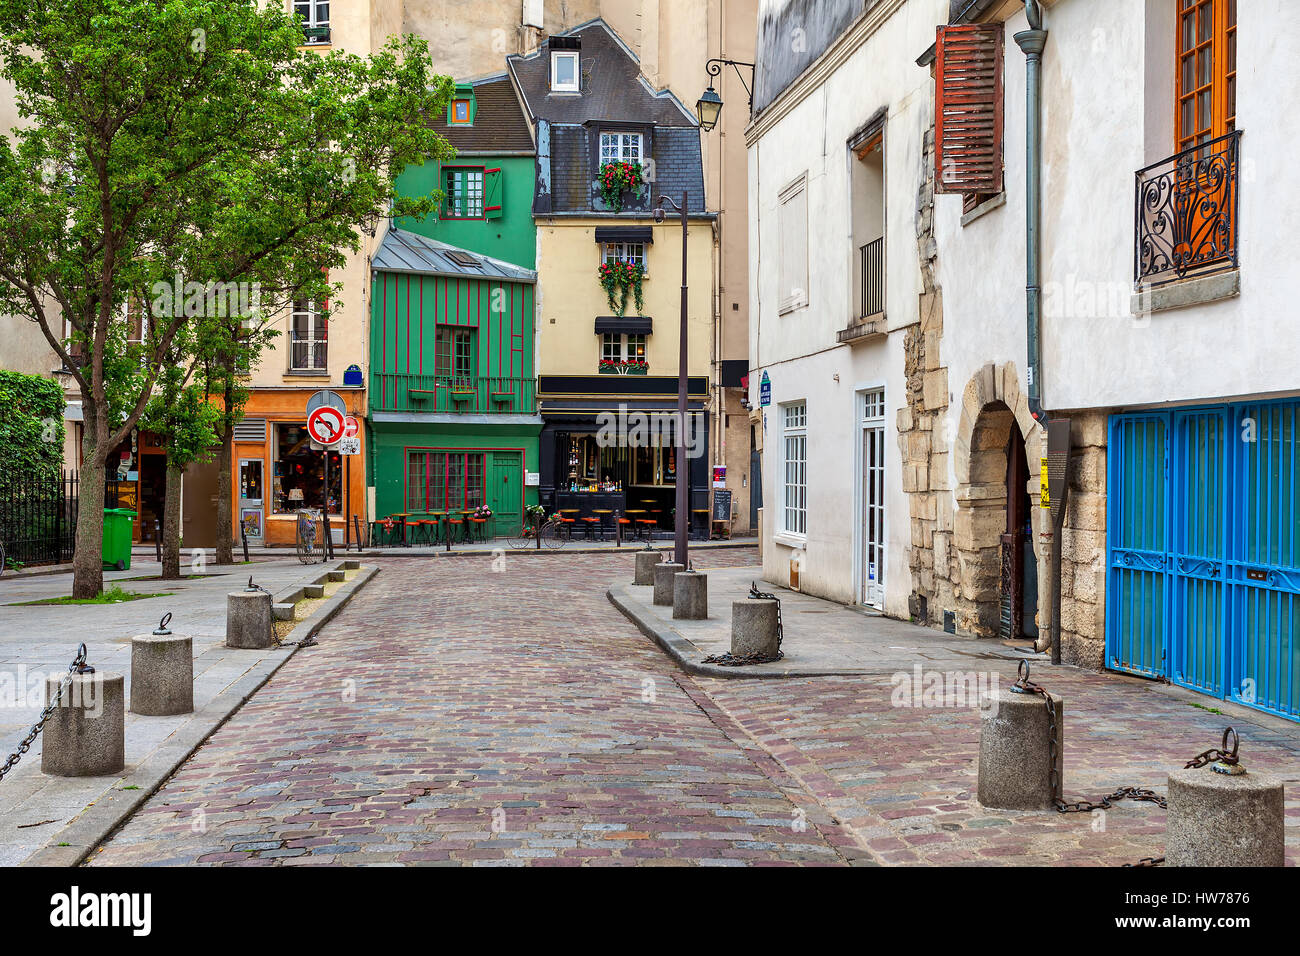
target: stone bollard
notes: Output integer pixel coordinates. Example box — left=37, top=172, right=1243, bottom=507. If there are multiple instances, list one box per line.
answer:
left=1165, top=729, right=1285, bottom=867
left=634, top=549, right=662, bottom=586
left=42, top=668, right=125, bottom=777
left=673, top=571, right=708, bottom=620
left=227, top=579, right=274, bottom=649
left=130, top=614, right=193, bottom=716
left=652, top=562, right=684, bottom=606
left=977, top=669, right=1063, bottom=810
left=731, top=599, right=779, bottom=658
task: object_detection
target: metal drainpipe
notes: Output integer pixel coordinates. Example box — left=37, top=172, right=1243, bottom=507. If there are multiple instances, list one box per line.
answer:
left=1014, top=1, right=1047, bottom=423
left=1014, top=2, right=1060, bottom=661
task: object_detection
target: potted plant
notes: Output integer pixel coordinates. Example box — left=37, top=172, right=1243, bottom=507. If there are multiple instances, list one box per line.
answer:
left=597, top=260, right=646, bottom=317
left=598, top=160, right=644, bottom=212
left=473, top=504, right=493, bottom=520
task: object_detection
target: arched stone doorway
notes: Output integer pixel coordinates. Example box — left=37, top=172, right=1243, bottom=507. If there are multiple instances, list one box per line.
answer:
left=952, top=363, right=1045, bottom=641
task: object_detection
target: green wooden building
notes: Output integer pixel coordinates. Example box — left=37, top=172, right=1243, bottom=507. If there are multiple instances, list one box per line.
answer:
left=367, top=75, right=541, bottom=538
left=367, top=229, right=539, bottom=537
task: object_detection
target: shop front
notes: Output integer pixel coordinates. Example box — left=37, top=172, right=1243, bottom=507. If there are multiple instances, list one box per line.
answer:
left=538, top=375, right=710, bottom=539
left=231, top=388, right=367, bottom=548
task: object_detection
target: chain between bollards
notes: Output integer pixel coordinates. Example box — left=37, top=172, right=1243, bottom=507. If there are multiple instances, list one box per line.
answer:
left=0, top=644, right=93, bottom=784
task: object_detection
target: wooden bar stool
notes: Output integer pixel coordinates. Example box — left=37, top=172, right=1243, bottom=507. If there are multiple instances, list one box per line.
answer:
left=469, top=517, right=488, bottom=542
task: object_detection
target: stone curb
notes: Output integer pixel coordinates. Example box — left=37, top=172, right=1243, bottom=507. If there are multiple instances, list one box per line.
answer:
left=608, top=581, right=1044, bottom=680
left=607, top=583, right=864, bottom=680
left=20, top=562, right=380, bottom=867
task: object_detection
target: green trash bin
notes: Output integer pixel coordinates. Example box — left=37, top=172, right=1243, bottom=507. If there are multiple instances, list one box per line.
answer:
left=102, top=508, right=137, bottom=571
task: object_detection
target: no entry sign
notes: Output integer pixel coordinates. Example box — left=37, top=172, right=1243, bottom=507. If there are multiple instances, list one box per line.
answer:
left=306, top=405, right=344, bottom=446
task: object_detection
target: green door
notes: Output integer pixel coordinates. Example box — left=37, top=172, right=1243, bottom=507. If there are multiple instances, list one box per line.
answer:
left=489, top=452, right=522, bottom=537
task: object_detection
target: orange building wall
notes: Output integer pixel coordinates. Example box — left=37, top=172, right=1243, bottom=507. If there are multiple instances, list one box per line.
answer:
left=233, top=388, right=369, bottom=548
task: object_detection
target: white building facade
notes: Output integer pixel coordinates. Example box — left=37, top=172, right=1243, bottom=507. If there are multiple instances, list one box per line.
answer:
left=749, top=0, right=1300, bottom=722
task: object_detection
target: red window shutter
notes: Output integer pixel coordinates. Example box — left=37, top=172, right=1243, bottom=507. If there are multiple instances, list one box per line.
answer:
left=934, top=23, right=1004, bottom=195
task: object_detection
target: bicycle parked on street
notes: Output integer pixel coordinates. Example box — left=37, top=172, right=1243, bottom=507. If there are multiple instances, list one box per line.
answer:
left=506, top=507, right=567, bottom=551
left=295, top=509, right=321, bottom=564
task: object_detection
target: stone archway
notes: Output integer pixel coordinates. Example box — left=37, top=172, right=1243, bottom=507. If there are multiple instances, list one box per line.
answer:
left=950, top=363, right=1045, bottom=639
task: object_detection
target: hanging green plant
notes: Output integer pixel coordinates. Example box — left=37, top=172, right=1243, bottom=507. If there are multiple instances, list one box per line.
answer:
left=597, top=260, right=647, bottom=316
left=599, top=160, right=643, bottom=212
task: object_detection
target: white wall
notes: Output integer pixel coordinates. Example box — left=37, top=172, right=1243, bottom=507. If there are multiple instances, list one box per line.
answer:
left=747, top=0, right=942, bottom=614
left=935, top=0, right=1300, bottom=425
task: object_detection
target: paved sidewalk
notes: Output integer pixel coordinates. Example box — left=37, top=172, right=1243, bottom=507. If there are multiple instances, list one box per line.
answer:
left=337, top=535, right=757, bottom=558
left=610, top=564, right=1040, bottom=678
left=0, top=557, right=376, bottom=866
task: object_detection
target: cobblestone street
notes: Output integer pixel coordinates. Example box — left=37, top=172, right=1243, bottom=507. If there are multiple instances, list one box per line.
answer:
left=87, top=549, right=1299, bottom=867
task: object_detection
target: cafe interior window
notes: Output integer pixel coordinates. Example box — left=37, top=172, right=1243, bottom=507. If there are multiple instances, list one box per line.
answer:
left=407, top=451, right=486, bottom=512
left=273, top=424, right=341, bottom=515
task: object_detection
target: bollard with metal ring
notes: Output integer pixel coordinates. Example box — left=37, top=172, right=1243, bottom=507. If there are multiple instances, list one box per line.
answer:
left=1166, top=726, right=1285, bottom=867
left=131, top=613, right=194, bottom=717
left=705, top=582, right=784, bottom=666
left=41, top=644, right=125, bottom=777
left=0, top=645, right=96, bottom=783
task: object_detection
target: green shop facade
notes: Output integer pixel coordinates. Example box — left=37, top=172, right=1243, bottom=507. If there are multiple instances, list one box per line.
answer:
left=366, top=74, right=543, bottom=539
left=367, top=228, right=540, bottom=539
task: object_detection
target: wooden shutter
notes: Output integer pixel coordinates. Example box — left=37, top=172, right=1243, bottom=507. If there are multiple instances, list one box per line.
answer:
left=484, top=167, right=503, bottom=220
left=934, top=23, right=1004, bottom=195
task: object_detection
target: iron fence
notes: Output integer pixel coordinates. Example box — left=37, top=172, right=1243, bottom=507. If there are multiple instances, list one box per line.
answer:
left=1135, top=130, right=1241, bottom=287
left=0, top=470, right=78, bottom=568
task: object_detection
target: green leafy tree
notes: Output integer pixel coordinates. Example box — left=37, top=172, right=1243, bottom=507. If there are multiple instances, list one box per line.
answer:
left=0, top=0, right=453, bottom=596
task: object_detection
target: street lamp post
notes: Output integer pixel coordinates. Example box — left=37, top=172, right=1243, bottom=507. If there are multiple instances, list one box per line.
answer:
left=654, top=191, right=690, bottom=567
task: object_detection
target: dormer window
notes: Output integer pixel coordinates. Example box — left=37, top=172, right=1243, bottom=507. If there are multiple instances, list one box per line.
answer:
left=600, top=132, right=643, bottom=164
left=551, top=51, right=580, bottom=92
left=450, top=98, right=472, bottom=125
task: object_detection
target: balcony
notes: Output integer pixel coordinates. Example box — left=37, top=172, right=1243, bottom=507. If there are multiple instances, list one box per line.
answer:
left=373, top=374, right=536, bottom=415
left=838, top=237, right=886, bottom=345
left=1136, top=131, right=1241, bottom=289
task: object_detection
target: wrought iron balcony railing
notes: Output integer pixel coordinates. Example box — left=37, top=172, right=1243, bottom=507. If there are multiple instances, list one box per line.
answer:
left=859, top=236, right=885, bottom=319
left=373, top=374, right=536, bottom=414
left=1135, top=130, right=1241, bottom=287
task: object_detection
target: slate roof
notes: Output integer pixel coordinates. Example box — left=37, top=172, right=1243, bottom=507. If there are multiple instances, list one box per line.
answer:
left=436, top=74, right=534, bottom=155
left=508, top=20, right=697, bottom=128
left=511, top=19, right=709, bottom=217
left=372, top=228, right=536, bottom=283
left=535, top=122, right=707, bottom=216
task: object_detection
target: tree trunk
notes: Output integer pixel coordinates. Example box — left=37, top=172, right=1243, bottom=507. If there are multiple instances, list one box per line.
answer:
left=72, top=439, right=106, bottom=599
left=214, top=418, right=234, bottom=565
left=161, top=460, right=183, bottom=579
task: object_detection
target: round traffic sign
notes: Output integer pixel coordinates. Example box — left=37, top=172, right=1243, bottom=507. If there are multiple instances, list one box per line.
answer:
left=307, top=406, right=344, bottom=445
left=343, top=415, right=360, bottom=439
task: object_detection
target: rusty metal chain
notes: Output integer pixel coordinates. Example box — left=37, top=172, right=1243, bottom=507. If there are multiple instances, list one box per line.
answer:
left=0, top=644, right=93, bottom=784
left=1011, top=661, right=1169, bottom=813
left=1016, top=664, right=1252, bottom=868
left=702, top=581, right=784, bottom=667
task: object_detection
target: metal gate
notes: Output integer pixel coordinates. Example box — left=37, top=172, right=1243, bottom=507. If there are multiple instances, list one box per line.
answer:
left=1107, top=400, right=1300, bottom=720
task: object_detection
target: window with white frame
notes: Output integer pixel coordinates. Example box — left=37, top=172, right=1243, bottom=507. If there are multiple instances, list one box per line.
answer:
left=599, top=333, right=646, bottom=365
left=601, top=242, right=646, bottom=271
left=293, top=1, right=330, bottom=42
left=600, top=132, right=643, bottom=165
left=290, top=300, right=327, bottom=371
left=778, top=174, right=809, bottom=315
left=782, top=401, right=807, bottom=536
left=551, top=51, right=580, bottom=92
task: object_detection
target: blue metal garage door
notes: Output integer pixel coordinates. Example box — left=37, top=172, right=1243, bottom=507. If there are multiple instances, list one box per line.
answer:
left=1107, top=400, right=1300, bottom=720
